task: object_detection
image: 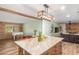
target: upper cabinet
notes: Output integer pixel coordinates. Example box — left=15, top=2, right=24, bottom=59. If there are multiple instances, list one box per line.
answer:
left=2, top=23, right=23, bottom=33
left=66, top=23, right=79, bottom=33
left=5, top=24, right=13, bottom=33
left=0, top=22, right=5, bottom=33
left=0, top=22, right=23, bottom=39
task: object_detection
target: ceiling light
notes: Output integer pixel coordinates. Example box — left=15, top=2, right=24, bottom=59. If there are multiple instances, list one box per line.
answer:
left=66, top=14, right=70, bottom=18
left=61, top=6, right=66, bottom=10
left=37, top=4, right=54, bottom=21
left=53, top=17, right=56, bottom=20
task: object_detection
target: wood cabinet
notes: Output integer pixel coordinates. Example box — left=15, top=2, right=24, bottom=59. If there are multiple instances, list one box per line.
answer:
left=0, top=33, right=12, bottom=39
left=66, top=23, right=79, bottom=33
left=0, top=22, right=5, bottom=33
left=17, top=41, right=62, bottom=55
left=62, top=42, right=79, bottom=55
left=42, top=42, right=62, bottom=55
left=0, top=22, right=23, bottom=39
left=76, top=44, right=79, bottom=54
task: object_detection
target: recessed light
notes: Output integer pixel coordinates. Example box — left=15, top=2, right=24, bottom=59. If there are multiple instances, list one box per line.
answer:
left=53, top=17, right=55, bottom=20
left=66, top=14, right=70, bottom=18
left=60, top=5, right=66, bottom=10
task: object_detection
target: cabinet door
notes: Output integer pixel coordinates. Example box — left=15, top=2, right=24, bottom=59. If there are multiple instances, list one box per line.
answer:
left=55, top=42, right=62, bottom=54
left=66, top=23, right=79, bottom=33
left=42, top=46, right=56, bottom=55
left=62, top=42, right=77, bottom=54
left=48, top=46, right=56, bottom=55
left=0, top=23, right=5, bottom=33
left=76, top=44, right=79, bottom=54
left=42, top=42, right=62, bottom=55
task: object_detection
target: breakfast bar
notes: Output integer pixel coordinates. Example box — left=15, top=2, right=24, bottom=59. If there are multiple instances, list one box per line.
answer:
left=15, top=36, right=63, bottom=55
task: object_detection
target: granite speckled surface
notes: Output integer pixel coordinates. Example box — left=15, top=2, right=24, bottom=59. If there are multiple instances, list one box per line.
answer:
left=62, top=42, right=79, bottom=55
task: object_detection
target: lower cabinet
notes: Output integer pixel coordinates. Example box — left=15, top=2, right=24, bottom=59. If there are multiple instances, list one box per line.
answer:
left=17, top=46, right=30, bottom=55
left=42, top=42, right=62, bottom=55
left=76, top=44, right=79, bottom=54
left=62, top=42, right=79, bottom=55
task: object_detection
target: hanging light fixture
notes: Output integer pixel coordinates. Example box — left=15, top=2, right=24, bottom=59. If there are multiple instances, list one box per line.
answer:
left=37, top=4, right=54, bottom=21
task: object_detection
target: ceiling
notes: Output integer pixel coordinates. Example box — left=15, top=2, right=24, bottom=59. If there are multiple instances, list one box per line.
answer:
left=0, top=4, right=79, bottom=23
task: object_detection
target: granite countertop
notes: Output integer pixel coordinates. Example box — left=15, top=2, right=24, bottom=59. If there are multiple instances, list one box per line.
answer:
left=62, top=33, right=79, bottom=35
left=15, top=36, right=63, bottom=55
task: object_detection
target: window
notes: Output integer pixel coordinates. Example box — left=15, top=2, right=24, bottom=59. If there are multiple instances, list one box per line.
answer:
left=5, top=24, right=13, bottom=33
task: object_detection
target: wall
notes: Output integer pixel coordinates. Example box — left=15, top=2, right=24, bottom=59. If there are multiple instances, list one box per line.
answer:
left=0, top=5, right=55, bottom=36
left=0, top=10, right=52, bottom=36
left=0, top=10, right=42, bottom=36
left=0, top=4, right=36, bottom=16
left=0, top=11, right=28, bottom=23
left=0, top=4, right=36, bottom=23
left=51, top=22, right=61, bottom=36
left=23, top=20, right=52, bottom=36
left=23, top=20, right=42, bottom=36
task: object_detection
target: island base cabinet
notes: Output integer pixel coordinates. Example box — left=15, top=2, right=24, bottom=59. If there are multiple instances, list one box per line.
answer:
left=42, top=41, right=62, bottom=55
left=17, top=41, right=62, bottom=55
left=17, top=47, right=23, bottom=55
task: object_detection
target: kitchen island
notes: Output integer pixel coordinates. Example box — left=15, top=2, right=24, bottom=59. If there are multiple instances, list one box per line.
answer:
left=15, top=36, right=63, bottom=55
